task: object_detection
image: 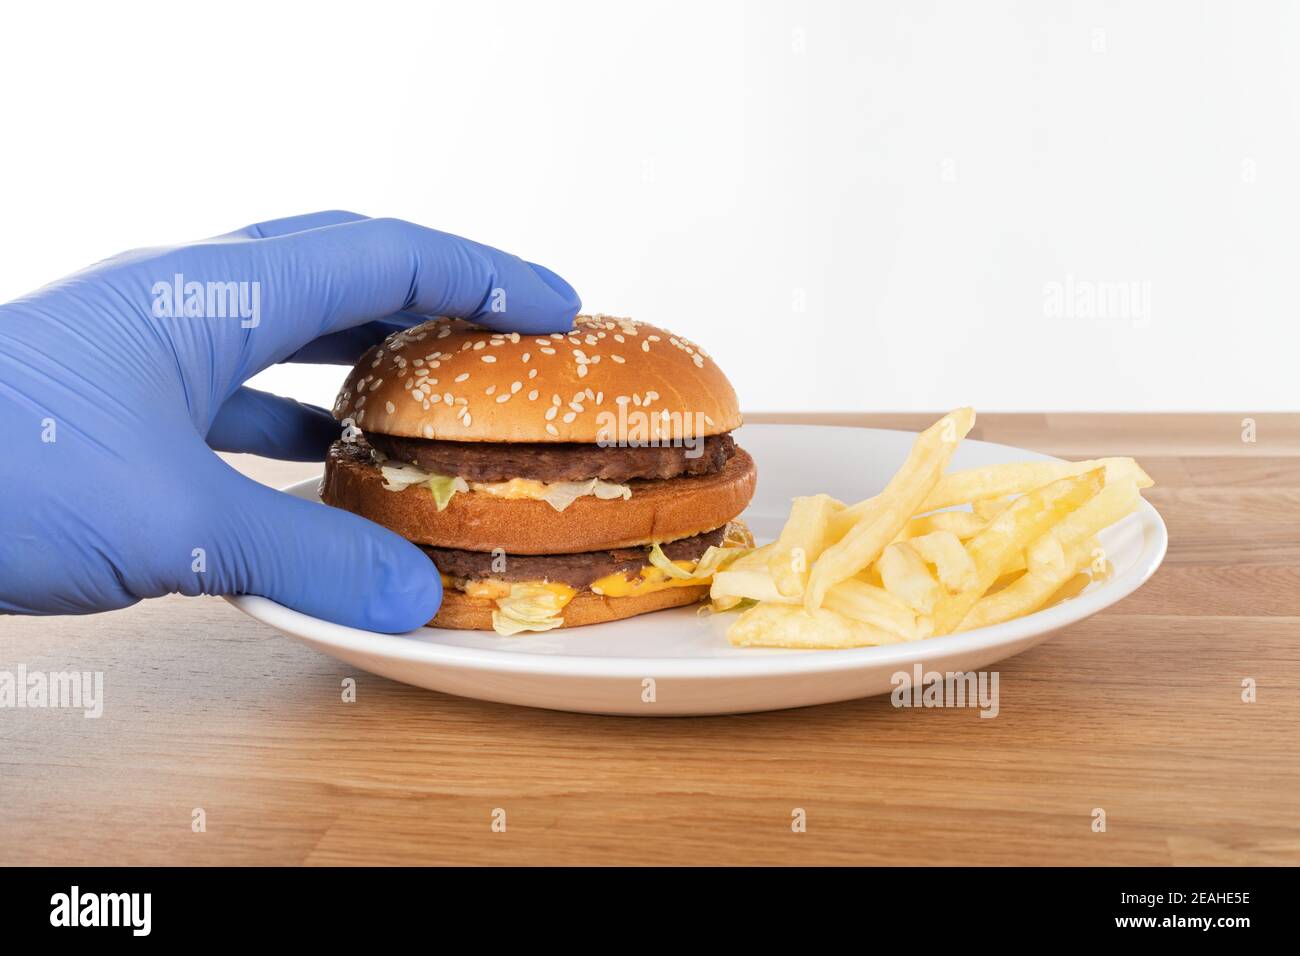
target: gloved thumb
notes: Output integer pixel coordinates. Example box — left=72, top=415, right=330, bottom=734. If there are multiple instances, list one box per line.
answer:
left=196, top=467, right=442, bottom=632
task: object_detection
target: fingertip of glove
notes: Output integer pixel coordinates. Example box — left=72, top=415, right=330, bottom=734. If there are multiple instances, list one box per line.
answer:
left=523, top=260, right=582, bottom=333
left=357, top=541, right=443, bottom=633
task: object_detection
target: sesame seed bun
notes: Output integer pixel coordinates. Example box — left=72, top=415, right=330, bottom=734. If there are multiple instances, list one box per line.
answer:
left=431, top=583, right=711, bottom=630
left=320, top=440, right=757, bottom=554
left=331, top=315, right=742, bottom=443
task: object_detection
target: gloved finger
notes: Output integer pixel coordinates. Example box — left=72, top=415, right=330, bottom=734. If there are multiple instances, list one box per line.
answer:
left=161, top=217, right=581, bottom=386
left=181, top=466, right=441, bottom=632
left=208, top=209, right=369, bottom=242
left=206, top=386, right=340, bottom=461
left=283, top=310, right=428, bottom=365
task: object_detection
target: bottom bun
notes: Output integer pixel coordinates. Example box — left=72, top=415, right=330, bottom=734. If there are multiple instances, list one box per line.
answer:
left=431, top=584, right=710, bottom=631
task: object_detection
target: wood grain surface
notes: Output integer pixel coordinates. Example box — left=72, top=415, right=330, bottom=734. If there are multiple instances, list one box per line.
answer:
left=2, top=413, right=1297, bottom=866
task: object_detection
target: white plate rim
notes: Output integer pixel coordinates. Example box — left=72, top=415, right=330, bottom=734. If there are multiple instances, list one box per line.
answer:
left=227, top=425, right=1168, bottom=679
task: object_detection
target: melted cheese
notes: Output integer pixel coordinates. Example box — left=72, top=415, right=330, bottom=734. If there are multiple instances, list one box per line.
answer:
left=589, top=563, right=709, bottom=598
left=469, top=478, right=551, bottom=499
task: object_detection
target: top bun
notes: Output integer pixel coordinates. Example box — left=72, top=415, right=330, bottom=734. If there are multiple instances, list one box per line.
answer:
left=331, top=315, right=742, bottom=443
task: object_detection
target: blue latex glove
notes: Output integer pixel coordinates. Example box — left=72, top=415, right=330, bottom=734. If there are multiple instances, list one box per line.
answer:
left=0, top=211, right=580, bottom=631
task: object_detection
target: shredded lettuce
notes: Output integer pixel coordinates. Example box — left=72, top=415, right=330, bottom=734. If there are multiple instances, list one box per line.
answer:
left=379, top=461, right=435, bottom=491
left=698, top=596, right=757, bottom=617
left=378, top=460, right=468, bottom=509
left=538, top=478, right=631, bottom=512
left=648, top=541, right=753, bottom=583
left=693, top=544, right=752, bottom=578
left=647, top=542, right=698, bottom=580
left=427, top=474, right=468, bottom=511
left=492, top=583, right=572, bottom=635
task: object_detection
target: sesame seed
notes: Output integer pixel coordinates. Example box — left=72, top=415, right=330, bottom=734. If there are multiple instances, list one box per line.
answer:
left=611, top=354, right=625, bottom=363
left=485, top=385, right=497, bottom=395
left=577, top=365, right=588, bottom=378
left=481, top=355, right=497, bottom=363
left=411, top=388, right=425, bottom=400
left=568, top=402, right=583, bottom=413
left=464, top=413, right=472, bottom=427
left=423, top=424, right=435, bottom=437
left=385, top=401, right=396, bottom=414
left=528, top=369, right=538, bottom=379
left=496, top=393, right=511, bottom=403
left=552, top=394, right=561, bottom=406
left=454, top=372, right=469, bottom=383
left=562, top=412, right=576, bottom=423
left=369, top=379, right=383, bottom=391
left=473, top=341, right=486, bottom=350
left=545, top=406, right=558, bottom=421
left=521, top=352, right=530, bottom=363
left=511, top=381, right=522, bottom=393
left=546, top=423, right=559, bottom=437
left=528, top=389, right=539, bottom=400
left=641, top=341, right=650, bottom=352
left=540, top=347, right=556, bottom=355
left=443, top=393, right=453, bottom=406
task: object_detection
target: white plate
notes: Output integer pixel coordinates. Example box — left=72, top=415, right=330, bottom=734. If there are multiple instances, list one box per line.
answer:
left=228, top=424, right=1167, bottom=715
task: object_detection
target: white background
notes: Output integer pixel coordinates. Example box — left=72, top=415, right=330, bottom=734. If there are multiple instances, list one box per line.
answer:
left=1, top=0, right=1296, bottom=412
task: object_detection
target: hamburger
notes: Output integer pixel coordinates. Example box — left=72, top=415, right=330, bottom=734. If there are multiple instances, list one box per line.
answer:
left=321, top=314, right=757, bottom=633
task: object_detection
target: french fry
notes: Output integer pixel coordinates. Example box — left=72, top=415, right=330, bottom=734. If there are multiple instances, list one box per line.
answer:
left=920, top=457, right=1150, bottom=513
left=806, top=408, right=975, bottom=610
left=822, top=577, right=931, bottom=640
left=713, top=408, right=1154, bottom=651
left=830, top=457, right=1151, bottom=539
left=892, top=509, right=987, bottom=542
left=929, top=468, right=1106, bottom=634
left=958, top=480, right=1139, bottom=631
left=768, top=494, right=843, bottom=597
left=908, top=530, right=977, bottom=592
left=972, top=496, right=1014, bottom=521
left=728, top=601, right=909, bottom=649
left=877, top=541, right=942, bottom=614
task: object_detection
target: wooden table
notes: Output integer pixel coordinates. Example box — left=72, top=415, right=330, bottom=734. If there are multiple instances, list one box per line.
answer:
left=3, top=413, right=1297, bottom=866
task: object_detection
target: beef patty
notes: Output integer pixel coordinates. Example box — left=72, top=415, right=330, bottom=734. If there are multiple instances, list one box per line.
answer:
left=425, top=526, right=728, bottom=590
left=366, top=431, right=735, bottom=483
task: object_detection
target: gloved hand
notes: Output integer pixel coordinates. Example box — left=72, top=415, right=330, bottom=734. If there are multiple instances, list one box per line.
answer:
left=0, top=211, right=580, bottom=631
